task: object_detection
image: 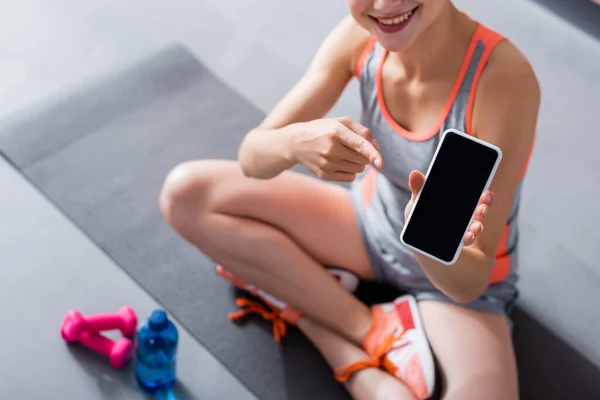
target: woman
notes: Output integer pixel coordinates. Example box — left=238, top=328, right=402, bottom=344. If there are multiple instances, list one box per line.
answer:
left=160, top=1, right=539, bottom=399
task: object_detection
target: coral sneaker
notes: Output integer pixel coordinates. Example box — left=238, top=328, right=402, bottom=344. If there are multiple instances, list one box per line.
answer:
left=334, top=295, right=435, bottom=400
left=216, top=265, right=359, bottom=343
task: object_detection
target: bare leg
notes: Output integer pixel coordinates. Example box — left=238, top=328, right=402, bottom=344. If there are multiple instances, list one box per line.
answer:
left=419, top=301, right=519, bottom=400
left=297, top=317, right=417, bottom=400
left=160, top=160, right=373, bottom=344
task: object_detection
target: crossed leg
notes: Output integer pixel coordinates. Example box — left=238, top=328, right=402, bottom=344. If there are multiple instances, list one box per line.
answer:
left=160, top=159, right=518, bottom=400
left=160, top=159, right=372, bottom=342
left=160, top=159, right=415, bottom=399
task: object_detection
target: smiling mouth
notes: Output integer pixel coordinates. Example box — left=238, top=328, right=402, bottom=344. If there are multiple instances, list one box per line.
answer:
left=369, top=5, right=420, bottom=26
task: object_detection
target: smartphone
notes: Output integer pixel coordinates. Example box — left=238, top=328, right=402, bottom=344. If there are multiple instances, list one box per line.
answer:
left=400, top=129, right=502, bottom=265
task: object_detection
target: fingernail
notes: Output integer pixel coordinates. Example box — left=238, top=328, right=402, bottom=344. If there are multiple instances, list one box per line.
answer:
left=374, top=158, right=381, bottom=168
left=481, top=205, right=488, bottom=216
left=475, top=221, right=483, bottom=233
left=484, top=193, right=492, bottom=203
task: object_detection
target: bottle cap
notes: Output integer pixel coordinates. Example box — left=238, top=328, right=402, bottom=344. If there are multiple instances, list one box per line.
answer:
left=148, top=309, right=168, bottom=330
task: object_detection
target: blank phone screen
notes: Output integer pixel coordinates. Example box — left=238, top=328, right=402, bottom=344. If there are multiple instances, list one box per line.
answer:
left=402, top=131, right=500, bottom=263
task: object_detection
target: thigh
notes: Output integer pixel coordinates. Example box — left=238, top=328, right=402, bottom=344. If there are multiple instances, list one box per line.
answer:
left=419, top=301, right=518, bottom=400
left=177, top=159, right=373, bottom=279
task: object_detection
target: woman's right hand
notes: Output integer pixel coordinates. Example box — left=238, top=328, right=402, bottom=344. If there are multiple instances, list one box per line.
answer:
left=289, top=117, right=383, bottom=182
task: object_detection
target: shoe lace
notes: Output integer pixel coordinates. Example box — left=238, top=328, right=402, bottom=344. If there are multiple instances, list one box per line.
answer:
left=228, top=298, right=287, bottom=344
left=333, top=328, right=407, bottom=382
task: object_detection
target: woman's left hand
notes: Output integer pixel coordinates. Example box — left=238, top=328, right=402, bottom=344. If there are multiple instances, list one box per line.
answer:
left=404, top=170, right=494, bottom=247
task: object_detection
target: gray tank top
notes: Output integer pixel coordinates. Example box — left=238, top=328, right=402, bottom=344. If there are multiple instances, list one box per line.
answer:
left=352, top=22, right=524, bottom=284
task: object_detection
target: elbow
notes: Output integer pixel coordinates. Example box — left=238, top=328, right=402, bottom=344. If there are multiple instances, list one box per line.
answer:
left=448, top=262, right=494, bottom=304
left=237, top=132, right=259, bottom=179
left=238, top=149, right=275, bottom=180
left=238, top=156, right=262, bottom=180
left=238, top=152, right=267, bottom=180
left=449, top=286, right=486, bottom=304
left=237, top=154, right=254, bottom=178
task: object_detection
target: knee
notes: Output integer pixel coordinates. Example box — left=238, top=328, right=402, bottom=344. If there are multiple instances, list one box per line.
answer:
left=159, top=160, right=215, bottom=228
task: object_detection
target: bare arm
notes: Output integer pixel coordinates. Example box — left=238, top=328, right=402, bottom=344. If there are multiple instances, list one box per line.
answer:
left=414, top=42, right=540, bottom=303
left=238, top=16, right=371, bottom=179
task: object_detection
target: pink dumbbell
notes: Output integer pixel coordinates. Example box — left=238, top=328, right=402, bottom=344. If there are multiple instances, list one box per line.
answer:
left=75, top=331, right=132, bottom=368
left=61, top=306, right=137, bottom=340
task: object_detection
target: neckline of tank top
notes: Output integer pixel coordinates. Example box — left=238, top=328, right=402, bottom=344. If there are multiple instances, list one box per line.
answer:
left=374, top=22, right=485, bottom=142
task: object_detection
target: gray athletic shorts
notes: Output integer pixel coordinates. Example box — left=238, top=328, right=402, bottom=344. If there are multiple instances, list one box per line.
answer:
left=349, top=171, right=519, bottom=318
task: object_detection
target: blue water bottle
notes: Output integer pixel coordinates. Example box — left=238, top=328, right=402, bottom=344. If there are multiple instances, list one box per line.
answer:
left=135, top=309, right=179, bottom=394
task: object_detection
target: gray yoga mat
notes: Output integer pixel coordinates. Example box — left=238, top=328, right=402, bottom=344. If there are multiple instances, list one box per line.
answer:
left=0, top=45, right=354, bottom=400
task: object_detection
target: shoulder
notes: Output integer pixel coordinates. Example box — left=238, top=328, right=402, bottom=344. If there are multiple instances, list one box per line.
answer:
left=471, top=38, right=540, bottom=143
left=311, top=15, right=374, bottom=78
left=481, top=39, right=540, bottom=101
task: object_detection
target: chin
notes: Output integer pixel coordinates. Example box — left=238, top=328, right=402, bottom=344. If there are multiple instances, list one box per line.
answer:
left=375, top=34, right=415, bottom=53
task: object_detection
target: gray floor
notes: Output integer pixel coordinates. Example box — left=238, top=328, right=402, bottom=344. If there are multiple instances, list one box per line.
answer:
left=0, top=0, right=361, bottom=121
left=0, top=156, right=257, bottom=400
left=1, top=0, right=600, bottom=398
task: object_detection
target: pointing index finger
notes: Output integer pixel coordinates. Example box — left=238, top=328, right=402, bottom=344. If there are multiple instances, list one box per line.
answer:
left=335, top=117, right=380, bottom=149
left=334, top=124, right=383, bottom=168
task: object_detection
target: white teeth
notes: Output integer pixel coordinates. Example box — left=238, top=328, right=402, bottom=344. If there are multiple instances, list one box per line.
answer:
left=377, top=10, right=413, bottom=25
